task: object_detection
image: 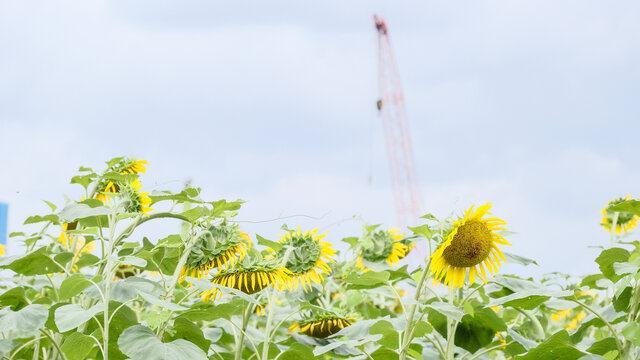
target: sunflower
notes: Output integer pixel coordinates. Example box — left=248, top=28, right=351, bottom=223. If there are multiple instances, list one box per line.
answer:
left=121, top=180, right=153, bottom=216
left=0, top=244, right=4, bottom=256
left=265, top=227, right=337, bottom=291
left=201, top=264, right=291, bottom=302
left=179, top=223, right=251, bottom=282
left=289, top=315, right=354, bottom=338
left=601, top=195, right=639, bottom=234
left=398, top=239, right=416, bottom=259
left=255, top=305, right=266, bottom=317
left=120, top=159, right=149, bottom=174
left=552, top=309, right=586, bottom=331
left=95, top=158, right=148, bottom=203
left=429, top=203, right=510, bottom=288
left=355, top=227, right=411, bottom=271
left=566, top=311, right=586, bottom=331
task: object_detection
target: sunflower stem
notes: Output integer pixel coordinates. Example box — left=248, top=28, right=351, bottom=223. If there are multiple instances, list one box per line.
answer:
left=399, top=261, right=430, bottom=360
left=102, top=212, right=118, bottom=360
left=571, top=298, right=625, bottom=358
left=609, top=212, right=619, bottom=248
left=93, top=212, right=191, bottom=277
left=156, top=229, right=207, bottom=340
left=234, top=301, right=251, bottom=360
left=622, top=279, right=640, bottom=359
left=164, top=228, right=205, bottom=298
left=261, top=289, right=276, bottom=360
left=444, top=286, right=460, bottom=360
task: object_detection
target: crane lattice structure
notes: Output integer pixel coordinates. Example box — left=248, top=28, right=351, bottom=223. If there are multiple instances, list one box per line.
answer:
left=374, top=15, right=422, bottom=234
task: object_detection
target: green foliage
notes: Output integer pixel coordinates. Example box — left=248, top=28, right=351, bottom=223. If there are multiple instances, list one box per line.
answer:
left=117, top=325, right=207, bottom=360
left=2, top=158, right=640, bottom=360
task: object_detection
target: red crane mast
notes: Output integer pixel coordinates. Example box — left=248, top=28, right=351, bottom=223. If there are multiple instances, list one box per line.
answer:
left=374, top=15, right=422, bottom=232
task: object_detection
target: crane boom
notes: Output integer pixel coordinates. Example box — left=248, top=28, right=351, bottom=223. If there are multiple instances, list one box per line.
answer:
left=374, top=15, right=422, bottom=231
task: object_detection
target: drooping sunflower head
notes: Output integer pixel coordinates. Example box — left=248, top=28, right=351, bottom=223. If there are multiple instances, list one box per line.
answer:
left=118, top=159, right=149, bottom=174
left=180, top=222, right=252, bottom=282
left=254, top=298, right=282, bottom=317
left=601, top=196, right=639, bottom=234
left=356, top=227, right=411, bottom=271
left=120, top=180, right=153, bottom=216
left=265, top=227, right=337, bottom=291
left=429, top=203, right=510, bottom=288
left=201, top=263, right=291, bottom=302
left=95, top=158, right=148, bottom=203
left=289, top=314, right=354, bottom=338
left=114, top=264, right=139, bottom=280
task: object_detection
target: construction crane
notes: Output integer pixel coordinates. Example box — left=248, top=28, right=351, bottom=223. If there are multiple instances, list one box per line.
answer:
left=374, top=15, right=423, bottom=235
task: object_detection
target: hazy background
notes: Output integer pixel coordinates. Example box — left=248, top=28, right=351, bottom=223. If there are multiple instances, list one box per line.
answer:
left=1, top=1, right=639, bottom=278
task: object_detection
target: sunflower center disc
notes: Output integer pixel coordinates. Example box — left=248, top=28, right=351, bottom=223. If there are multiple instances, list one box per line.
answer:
left=442, top=221, right=492, bottom=267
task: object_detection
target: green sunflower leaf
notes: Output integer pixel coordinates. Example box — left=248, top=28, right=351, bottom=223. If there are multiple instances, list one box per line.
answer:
left=586, top=337, right=619, bottom=355
left=341, top=236, right=359, bottom=248
left=613, top=286, right=632, bottom=312
left=312, top=337, right=382, bottom=357
left=369, top=320, right=398, bottom=349
left=177, top=302, right=243, bottom=322
left=622, top=322, right=640, bottom=347
left=165, top=318, right=210, bottom=353
left=369, top=347, right=399, bottom=359
left=490, top=293, right=550, bottom=309
left=0, top=247, right=62, bottom=275
left=344, top=271, right=390, bottom=289
left=0, top=304, right=49, bottom=339
left=0, top=287, right=29, bottom=310
left=613, top=262, right=639, bottom=276
left=426, top=302, right=465, bottom=321
left=102, top=171, right=138, bottom=184
left=508, top=329, right=537, bottom=351
left=0, top=340, right=17, bottom=357
left=278, top=343, right=315, bottom=360
left=180, top=206, right=210, bottom=222
left=139, top=292, right=187, bottom=312
left=59, top=202, right=110, bottom=222
left=149, top=188, right=203, bottom=204
left=595, top=248, right=630, bottom=282
left=71, top=173, right=97, bottom=190
left=61, top=333, right=95, bottom=360
left=608, top=199, right=640, bottom=214
left=408, top=223, right=436, bottom=239
left=24, top=214, right=60, bottom=225
left=209, top=199, right=244, bottom=218
left=516, top=330, right=586, bottom=360
left=118, top=325, right=207, bottom=360
left=257, top=234, right=282, bottom=251
left=503, top=252, right=539, bottom=266
left=59, top=273, right=93, bottom=300
left=55, top=304, right=103, bottom=332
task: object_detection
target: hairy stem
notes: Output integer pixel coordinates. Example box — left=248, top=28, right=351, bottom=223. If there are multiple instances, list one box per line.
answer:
left=399, top=262, right=430, bottom=360
left=234, top=302, right=252, bottom=360
left=571, top=298, right=624, bottom=357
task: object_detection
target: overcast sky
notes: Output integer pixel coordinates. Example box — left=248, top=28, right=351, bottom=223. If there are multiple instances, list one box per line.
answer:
left=1, top=1, right=639, bottom=279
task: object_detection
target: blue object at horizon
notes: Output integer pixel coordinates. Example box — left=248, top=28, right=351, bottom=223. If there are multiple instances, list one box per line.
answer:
left=0, top=203, right=8, bottom=246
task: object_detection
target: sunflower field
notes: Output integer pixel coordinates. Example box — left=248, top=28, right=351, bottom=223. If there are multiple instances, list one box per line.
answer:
left=1, top=157, right=640, bottom=360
